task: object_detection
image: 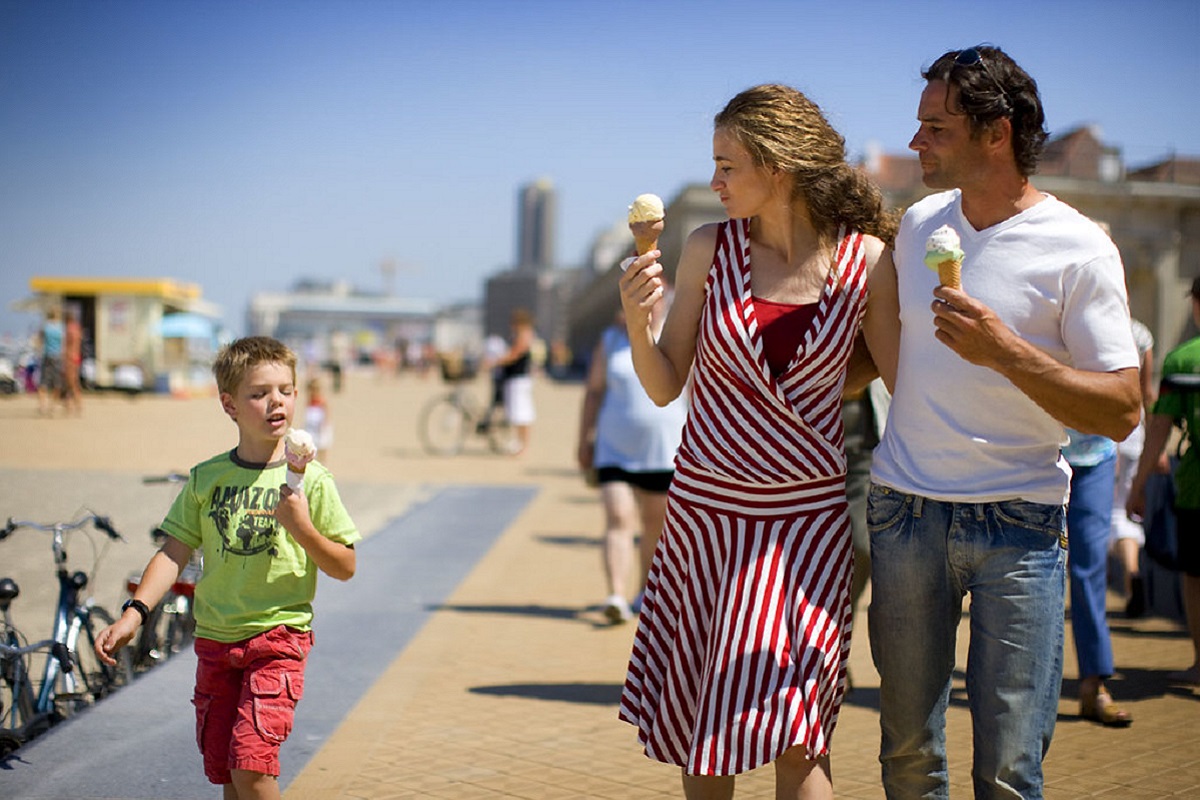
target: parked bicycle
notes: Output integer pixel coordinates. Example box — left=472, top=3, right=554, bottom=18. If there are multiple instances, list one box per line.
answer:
left=123, top=473, right=199, bottom=671
left=418, top=354, right=515, bottom=456
left=0, top=512, right=132, bottom=753
left=1, top=592, right=75, bottom=755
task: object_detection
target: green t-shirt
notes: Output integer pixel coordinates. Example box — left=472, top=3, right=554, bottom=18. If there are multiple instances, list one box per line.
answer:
left=1153, top=335, right=1200, bottom=509
left=160, top=449, right=360, bottom=642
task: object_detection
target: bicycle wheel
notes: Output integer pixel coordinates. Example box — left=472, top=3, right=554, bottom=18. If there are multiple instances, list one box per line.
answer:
left=1, top=633, right=42, bottom=754
left=486, top=416, right=518, bottom=455
left=418, top=395, right=472, bottom=455
left=130, top=599, right=167, bottom=671
left=160, top=591, right=195, bottom=657
left=56, top=606, right=131, bottom=717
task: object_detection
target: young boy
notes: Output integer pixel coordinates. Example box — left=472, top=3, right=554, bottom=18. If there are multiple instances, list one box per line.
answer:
left=95, top=336, right=359, bottom=800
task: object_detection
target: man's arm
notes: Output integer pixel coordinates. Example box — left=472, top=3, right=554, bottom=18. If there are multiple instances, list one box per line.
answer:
left=930, top=286, right=1140, bottom=440
left=1126, top=412, right=1175, bottom=519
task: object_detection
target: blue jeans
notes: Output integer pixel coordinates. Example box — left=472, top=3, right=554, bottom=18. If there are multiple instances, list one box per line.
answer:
left=867, top=485, right=1067, bottom=800
left=1066, top=452, right=1117, bottom=678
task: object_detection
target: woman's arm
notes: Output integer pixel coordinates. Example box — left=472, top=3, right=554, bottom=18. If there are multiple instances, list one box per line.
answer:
left=861, top=239, right=900, bottom=394
left=577, top=338, right=608, bottom=471
left=497, top=327, right=533, bottom=365
left=619, top=225, right=715, bottom=405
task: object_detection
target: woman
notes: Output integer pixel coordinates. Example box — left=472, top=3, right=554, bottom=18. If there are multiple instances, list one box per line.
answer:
left=62, top=309, right=83, bottom=415
left=617, top=85, right=898, bottom=798
left=495, top=308, right=536, bottom=456
left=577, top=293, right=687, bottom=624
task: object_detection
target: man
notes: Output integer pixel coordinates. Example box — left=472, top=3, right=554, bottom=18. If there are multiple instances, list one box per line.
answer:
left=868, top=46, right=1141, bottom=799
left=1128, top=277, right=1200, bottom=688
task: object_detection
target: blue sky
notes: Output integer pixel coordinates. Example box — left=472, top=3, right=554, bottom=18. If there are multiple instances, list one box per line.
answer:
left=2, top=0, right=1198, bottom=339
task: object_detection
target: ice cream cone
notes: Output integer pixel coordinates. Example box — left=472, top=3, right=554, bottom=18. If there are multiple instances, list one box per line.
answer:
left=283, top=427, right=316, bottom=491
left=937, top=259, right=962, bottom=290
left=628, top=193, right=664, bottom=258
left=633, top=233, right=659, bottom=256
left=286, top=464, right=305, bottom=490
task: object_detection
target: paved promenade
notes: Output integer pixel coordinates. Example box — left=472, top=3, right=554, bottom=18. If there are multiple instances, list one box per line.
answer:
left=1, top=371, right=1197, bottom=798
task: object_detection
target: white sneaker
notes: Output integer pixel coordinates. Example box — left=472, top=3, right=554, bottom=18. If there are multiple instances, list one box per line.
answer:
left=603, top=594, right=633, bottom=624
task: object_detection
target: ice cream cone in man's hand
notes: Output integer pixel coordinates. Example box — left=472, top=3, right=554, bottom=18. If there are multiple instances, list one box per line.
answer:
left=925, top=224, right=964, bottom=290
left=284, top=427, right=316, bottom=490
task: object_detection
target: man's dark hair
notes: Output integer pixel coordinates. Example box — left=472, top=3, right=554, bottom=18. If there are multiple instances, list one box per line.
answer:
left=923, top=45, right=1048, bottom=177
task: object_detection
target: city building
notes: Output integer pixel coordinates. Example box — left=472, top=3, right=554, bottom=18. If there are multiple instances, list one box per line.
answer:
left=246, top=278, right=442, bottom=368
left=516, top=178, right=556, bottom=272
left=482, top=177, right=586, bottom=373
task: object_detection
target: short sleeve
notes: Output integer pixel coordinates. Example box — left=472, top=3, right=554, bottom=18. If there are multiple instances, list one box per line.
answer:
left=159, top=470, right=203, bottom=549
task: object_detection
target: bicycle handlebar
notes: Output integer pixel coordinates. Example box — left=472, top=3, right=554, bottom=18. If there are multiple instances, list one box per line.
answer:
left=0, top=639, right=74, bottom=673
left=142, top=472, right=188, bottom=485
left=2, top=513, right=125, bottom=543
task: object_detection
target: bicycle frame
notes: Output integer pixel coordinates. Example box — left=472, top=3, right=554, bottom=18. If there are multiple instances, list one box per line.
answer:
left=1, top=623, right=72, bottom=748
left=0, top=514, right=126, bottom=729
left=37, top=535, right=98, bottom=711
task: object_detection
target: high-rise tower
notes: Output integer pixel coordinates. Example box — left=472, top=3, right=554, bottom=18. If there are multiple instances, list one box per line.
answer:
left=516, top=178, right=556, bottom=272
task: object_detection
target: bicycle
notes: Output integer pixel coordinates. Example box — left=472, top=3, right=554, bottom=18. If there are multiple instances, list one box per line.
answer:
left=418, top=355, right=515, bottom=456
left=1, top=590, right=75, bottom=755
left=0, top=513, right=132, bottom=752
left=123, top=473, right=199, bottom=671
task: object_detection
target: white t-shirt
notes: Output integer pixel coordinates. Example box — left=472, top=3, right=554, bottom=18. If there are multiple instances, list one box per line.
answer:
left=871, top=190, right=1139, bottom=506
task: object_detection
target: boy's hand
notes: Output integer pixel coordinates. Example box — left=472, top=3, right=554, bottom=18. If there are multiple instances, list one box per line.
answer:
left=275, top=483, right=311, bottom=534
left=94, top=616, right=139, bottom=666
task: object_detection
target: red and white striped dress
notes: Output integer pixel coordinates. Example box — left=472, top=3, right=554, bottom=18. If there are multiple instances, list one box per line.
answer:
left=618, top=218, right=869, bottom=775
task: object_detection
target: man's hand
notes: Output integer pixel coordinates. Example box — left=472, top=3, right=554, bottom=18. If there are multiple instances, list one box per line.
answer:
left=930, top=286, right=1013, bottom=369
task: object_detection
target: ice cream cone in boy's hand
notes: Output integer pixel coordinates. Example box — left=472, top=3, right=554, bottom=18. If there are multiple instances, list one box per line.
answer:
left=628, top=193, right=665, bottom=256
left=284, top=427, right=316, bottom=490
left=924, top=224, right=964, bottom=290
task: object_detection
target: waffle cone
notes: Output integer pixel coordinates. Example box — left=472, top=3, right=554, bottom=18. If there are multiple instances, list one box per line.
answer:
left=634, top=234, right=659, bottom=256
left=288, top=463, right=306, bottom=474
left=938, top=259, right=962, bottom=290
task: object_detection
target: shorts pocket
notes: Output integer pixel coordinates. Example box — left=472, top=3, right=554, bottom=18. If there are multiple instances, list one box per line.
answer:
left=249, top=671, right=303, bottom=744
left=193, top=692, right=212, bottom=752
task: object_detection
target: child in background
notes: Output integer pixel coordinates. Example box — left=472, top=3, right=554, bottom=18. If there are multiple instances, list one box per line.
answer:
left=94, top=336, right=359, bottom=800
left=304, top=376, right=333, bottom=462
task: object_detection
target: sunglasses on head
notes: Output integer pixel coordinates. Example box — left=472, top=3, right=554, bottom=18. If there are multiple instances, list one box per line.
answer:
left=953, top=47, right=1012, bottom=112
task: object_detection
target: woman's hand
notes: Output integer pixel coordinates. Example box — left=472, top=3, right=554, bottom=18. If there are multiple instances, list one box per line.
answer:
left=619, top=250, right=665, bottom=332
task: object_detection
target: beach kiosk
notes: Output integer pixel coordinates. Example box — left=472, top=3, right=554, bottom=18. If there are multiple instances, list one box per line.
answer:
left=26, top=276, right=221, bottom=393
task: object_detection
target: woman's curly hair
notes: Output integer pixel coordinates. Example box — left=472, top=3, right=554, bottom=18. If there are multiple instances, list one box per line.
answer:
left=714, top=84, right=898, bottom=246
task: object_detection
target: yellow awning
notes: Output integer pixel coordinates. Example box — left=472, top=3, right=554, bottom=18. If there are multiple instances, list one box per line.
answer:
left=29, top=276, right=202, bottom=302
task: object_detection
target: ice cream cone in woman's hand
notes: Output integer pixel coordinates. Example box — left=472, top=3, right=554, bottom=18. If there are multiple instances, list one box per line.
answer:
left=628, top=193, right=665, bottom=256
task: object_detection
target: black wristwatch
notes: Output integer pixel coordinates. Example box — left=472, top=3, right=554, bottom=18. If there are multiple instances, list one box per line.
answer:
left=122, top=598, right=150, bottom=626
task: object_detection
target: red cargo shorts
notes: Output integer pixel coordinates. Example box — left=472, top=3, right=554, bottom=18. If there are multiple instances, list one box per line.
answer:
left=193, top=626, right=313, bottom=784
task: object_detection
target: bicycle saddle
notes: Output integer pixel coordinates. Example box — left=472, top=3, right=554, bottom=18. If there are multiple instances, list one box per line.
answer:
left=0, top=576, right=18, bottom=608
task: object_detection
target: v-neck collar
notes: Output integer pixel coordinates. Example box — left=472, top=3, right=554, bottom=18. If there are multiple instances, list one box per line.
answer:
left=738, top=220, right=845, bottom=389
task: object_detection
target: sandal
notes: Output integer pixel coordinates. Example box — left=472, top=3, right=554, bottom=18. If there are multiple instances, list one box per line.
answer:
left=1080, top=689, right=1133, bottom=728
